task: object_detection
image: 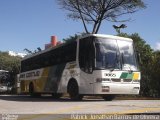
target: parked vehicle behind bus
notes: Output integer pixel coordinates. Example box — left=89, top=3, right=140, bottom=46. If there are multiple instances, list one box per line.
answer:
left=19, top=34, right=141, bottom=100
left=0, top=70, right=12, bottom=94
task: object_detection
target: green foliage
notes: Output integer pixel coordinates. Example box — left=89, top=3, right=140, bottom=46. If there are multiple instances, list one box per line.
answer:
left=63, top=33, right=87, bottom=43
left=0, top=51, right=21, bottom=73
left=24, top=47, right=42, bottom=55
left=63, top=34, right=79, bottom=43
left=149, top=51, right=160, bottom=97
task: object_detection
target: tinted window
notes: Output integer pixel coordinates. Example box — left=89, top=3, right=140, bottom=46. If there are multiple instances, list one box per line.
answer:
left=79, top=37, right=95, bottom=73
left=21, top=41, right=77, bottom=72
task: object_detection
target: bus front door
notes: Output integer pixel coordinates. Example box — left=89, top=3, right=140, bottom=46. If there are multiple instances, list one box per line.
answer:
left=80, top=71, right=94, bottom=94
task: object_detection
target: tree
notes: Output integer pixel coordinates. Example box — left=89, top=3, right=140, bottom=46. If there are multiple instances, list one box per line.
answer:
left=0, top=51, right=21, bottom=90
left=63, top=34, right=79, bottom=43
left=24, top=48, right=33, bottom=54
left=0, top=51, right=21, bottom=73
left=62, top=33, right=87, bottom=43
left=58, top=0, right=146, bottom=34
left=150, top=51, right=160, bottom=97
left=24, top=47, right=42, bottom=55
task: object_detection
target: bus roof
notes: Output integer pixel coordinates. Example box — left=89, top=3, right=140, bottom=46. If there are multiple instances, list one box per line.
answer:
left=79, top=34, right=133, bottom=41
left=22, top=34, right=133, bottom=61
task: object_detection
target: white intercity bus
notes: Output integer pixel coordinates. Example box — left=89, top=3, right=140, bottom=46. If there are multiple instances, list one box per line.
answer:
left=20, top=34, right=140, bottom=100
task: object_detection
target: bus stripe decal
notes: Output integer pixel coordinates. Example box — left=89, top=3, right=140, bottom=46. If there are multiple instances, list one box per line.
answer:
left=120, top=73, right=128, bottom=79
left=120, top=72, right=139, bottom=80
left=126, top=73, right=133, bottom=79
left=43, top=63, right=66, bottom=92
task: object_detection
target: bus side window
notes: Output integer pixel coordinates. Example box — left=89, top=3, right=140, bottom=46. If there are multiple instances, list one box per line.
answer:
left=79, top=37, right=94, bottom=74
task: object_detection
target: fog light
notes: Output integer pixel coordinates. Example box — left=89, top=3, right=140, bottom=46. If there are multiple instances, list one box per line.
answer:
left=133, top=87, right=140, bottom=90
left=133, top=80, right=140, bottom=83
left=96, top=78, right=102, bottom=82
left=102, top=86, right=110, bottom=92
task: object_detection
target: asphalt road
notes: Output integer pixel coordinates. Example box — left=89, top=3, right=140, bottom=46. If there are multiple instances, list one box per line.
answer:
left=0, top=95, right=160, bottom=120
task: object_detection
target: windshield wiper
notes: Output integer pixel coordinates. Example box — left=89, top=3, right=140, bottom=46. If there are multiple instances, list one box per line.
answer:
left=126, top=64, right=133, bottom=73
left=95, top=67, right=106, bottom=70
left=121, top=53, right=124, bottom=68
left=110, top=52, right=120, bottom=72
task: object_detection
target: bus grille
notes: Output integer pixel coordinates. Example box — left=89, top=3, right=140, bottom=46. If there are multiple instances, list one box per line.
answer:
left=111, top=78, right=132, bottom=82
left=123, top=79, right=132, bottom=82
left=111, top=78, right=121, bottom=82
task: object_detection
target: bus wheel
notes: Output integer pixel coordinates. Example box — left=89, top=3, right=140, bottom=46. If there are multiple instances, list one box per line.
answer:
left=102, top=95, right=115, bottom=101
left=29, top=83, right=41, bottom=97
left=68, top=81, right=83, bottom=101
left=52, top=93, right=62, bottom=99
left=29, top=83, right=34, bottom=97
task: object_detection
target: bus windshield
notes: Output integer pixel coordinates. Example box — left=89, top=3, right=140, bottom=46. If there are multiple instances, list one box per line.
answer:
left=95, top=38, right=138, bottom=71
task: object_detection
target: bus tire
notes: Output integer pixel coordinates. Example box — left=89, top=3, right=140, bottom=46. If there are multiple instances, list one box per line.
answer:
left=68, top=80, right=83, bottom=101
left=52, top=93, right=62, bottom=99
left=102, top=95, right=115, bottom=101
left=29, top=83, right=34, bottom=97
left=29, top=83, right=41, bottom=97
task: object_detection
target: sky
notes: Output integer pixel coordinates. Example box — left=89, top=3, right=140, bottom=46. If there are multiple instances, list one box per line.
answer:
left=0, top=0, right=160, bottom=53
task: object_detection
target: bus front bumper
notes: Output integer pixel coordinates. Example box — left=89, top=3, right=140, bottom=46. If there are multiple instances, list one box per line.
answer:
left=94, top=83, right=140, bottom=95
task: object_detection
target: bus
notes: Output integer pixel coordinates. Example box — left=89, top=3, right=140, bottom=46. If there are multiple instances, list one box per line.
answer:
left=20, top=34, right=140, bottom=100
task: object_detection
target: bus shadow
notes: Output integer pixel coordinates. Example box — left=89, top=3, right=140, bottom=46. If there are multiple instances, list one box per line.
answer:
left=0, top=95, right=105, bottom=102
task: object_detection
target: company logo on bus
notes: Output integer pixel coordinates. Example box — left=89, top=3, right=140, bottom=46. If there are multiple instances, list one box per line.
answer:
left=20, top=69, right=43, bottom=80
left=105, top=73, right=116, bottom=77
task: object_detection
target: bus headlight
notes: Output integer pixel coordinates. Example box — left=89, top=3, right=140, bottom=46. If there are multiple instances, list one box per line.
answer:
left=102, top=86, right=110, bottom=92
left=133, top=80, right=140, bottom=83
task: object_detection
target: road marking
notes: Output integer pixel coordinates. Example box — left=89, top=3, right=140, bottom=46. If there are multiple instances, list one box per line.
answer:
left=113, top=107, right=160, bottom=114
left=18, top=104, right=90, bottom=120
left=17, top=103, right=160, bottom=120
left=18, top=114, right=47, bottom=120
left=96, top=105, right=160, bottom=114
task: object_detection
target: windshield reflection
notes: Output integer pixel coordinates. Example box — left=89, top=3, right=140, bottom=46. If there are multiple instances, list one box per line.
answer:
left=95, top=38, right=138, bottom=71
left=117, top=40, right=138, bottom=71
